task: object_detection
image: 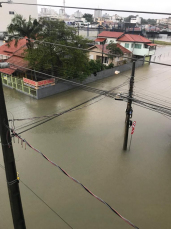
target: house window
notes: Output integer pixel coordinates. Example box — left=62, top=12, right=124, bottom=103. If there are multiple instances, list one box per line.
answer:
left=125, top=43, right=129, bottom=48
left=131, top=44, right=134, bottom=48
left=9, top=11, right=15, bottom=15
left=104, top=57, right=108, bottom=64
left=135, top=44, right=142, bottom=49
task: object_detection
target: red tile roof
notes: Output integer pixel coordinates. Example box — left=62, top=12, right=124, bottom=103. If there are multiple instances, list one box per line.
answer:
left=0, top=39, right=27, bottom=56
left=95, top=38, right=106, bottom=42
left=98, top=31, right=124, bottom=38
left=147, top=43, right=157, bottom=46
left=90, top=43, right=131, bottom=54
left=8, top=56, right=28, bottom=70
left=0, top=68, right=15, bottom=75
left=0, top=39, right=28, bottom=75
left=117, top=34, right=151, bottom=43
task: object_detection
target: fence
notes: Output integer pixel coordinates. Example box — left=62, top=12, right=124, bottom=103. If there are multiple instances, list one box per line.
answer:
left=1, top=58, right=144, bottom=99
left=1, top=73, right=37, bottom=98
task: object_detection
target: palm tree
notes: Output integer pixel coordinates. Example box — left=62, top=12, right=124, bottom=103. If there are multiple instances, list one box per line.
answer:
left=7, top=14, right=42, bottom=49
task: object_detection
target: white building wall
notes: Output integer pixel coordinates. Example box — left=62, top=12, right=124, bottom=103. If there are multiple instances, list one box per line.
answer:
left=105, top=38, right=117, bottom=44
left=0, top=0, right=38, bottom=32
left=105, top=39, right=155, bottom=56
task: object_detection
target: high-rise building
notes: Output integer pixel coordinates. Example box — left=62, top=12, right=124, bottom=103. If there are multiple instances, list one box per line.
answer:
left=94, top=9, right=102, bottom=19
left=0, top=0, right=38, bottom=32
left=73, top=10, right=83, bottom=19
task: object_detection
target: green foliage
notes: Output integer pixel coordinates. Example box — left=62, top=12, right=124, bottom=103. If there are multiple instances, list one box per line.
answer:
left=83, top=14, right=93, bottom=23
left=25, top=19, right=92, bottom=81
left=124, top=15, right=156, bottom=25
left=106, top=41, right=123, bottom=60
left=88, top=59, right=102, bottom=74
left=88, top=59, right=114, bottom=75
left=124, top=15, right=135, bottom=23
left=146, top=19, right=157, bottom=25
left=7, top=14, right=42, bottom=48
left=105, top=62, right=114, bottom=69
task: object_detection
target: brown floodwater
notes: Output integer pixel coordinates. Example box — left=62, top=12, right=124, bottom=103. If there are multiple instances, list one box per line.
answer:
left=0, top=46, right=171, bottom=229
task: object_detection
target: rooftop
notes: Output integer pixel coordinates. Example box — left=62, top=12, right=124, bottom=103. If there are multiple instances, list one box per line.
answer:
left=98, top=31, right=124, bottom=38
left=0, top=38, right=28, bottom=75
left=117, top=34, right=152, bottom=43
left=89, top=43, right=131, bottom=54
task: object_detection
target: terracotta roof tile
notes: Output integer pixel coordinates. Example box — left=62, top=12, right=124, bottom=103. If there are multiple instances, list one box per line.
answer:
left=0, top=39, right=27, bottom=55
left=0, top=68, right=15, bottom=75
left=93, top=44, right=131, bottom=54
left=117, top=34, right=151, bottom=43
left=0, top=39, right=28, bottom=75
left=95, top=38, right=106, bottom=42
left=98, top=31, right=124, bottom=38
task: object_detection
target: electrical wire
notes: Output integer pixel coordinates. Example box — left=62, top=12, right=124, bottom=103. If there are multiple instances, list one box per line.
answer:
left=0, top=163, right=74, bottom=229
left=1, top=2, right=171, bottom=15
left=6, top=37, right=171, bottom=67
left=11, top=81, right=129, bottom=134
left=10, top=129, right=139, bottom=229
left=10, top=63, right=119, bottom=98
left=19, top=38, right=171, bottom=66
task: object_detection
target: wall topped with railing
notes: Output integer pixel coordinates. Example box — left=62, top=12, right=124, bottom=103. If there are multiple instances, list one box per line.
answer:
left=1, top=73, right=37, bottom=98
left=1, top=58, right=144, bottom=99
left=23, top=77, right=55, bottom=89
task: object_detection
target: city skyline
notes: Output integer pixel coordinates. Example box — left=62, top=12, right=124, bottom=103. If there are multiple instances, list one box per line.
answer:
left=37, top=0, right=171, bottom=19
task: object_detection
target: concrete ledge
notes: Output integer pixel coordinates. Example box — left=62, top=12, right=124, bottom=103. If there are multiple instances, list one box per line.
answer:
left=2, top=59, right=144, bottom=99
left=37, top=59, right=144, bottom=99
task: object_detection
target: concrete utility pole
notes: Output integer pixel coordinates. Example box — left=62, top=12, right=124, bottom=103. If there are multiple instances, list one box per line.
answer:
left=0, top=63, right=26, bottom=229
left=77, top=24, right=79, bottom=36
left=101, top=40, right=106, bottom=71
left=123, top=61, right=135, bottom=151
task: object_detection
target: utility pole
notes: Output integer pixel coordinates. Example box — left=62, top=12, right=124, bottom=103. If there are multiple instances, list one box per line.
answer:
left=123, top=61, right=135, bottom=151
left=87, top=24, right=89, bottom=37
left=101, top=40, right=106, bottom=71
left=101, top=42, right=104, bottom=70
left=78, top=24, right=79, bottom=36
left=0, top=63, right=26, bottom=229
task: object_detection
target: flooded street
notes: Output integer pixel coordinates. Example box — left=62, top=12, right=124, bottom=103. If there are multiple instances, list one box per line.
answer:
left=1, top=46, right=171, bottom=229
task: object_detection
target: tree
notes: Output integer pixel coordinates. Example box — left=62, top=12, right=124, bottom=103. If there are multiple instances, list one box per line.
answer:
left=147, top=18, right=157, bottom=25
left=124, top=15, right=135, bottom=23
left=7, top=14, right=42, bottom=49
left=25, top=19, right=92, bottom=81
left=106, top=42, right=123, bottom=61
left=83, top=13, right=93, bottom=23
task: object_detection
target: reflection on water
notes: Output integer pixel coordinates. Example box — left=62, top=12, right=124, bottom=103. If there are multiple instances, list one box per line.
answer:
left=0, top=47, right=171, bottom=229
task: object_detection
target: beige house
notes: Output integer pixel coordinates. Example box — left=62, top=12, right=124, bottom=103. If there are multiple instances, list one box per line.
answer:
left=88, top=44, right=132, bottom=66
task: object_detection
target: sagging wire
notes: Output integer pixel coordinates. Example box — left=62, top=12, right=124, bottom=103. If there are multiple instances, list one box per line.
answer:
left=8, top=81, right=129, bottom=135
left=0, top=163, right=74, bottom=229
left=9, top=128, right=139, bottom=229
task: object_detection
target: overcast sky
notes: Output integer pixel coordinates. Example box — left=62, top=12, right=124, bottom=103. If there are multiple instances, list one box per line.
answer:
left=37, top=0, right=171, bottom=19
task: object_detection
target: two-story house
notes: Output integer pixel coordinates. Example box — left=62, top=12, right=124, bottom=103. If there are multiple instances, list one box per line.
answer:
left=97, top=32, right=156, bottom=58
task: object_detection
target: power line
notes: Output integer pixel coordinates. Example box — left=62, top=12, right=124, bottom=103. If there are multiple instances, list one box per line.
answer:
left=9, top=37, right=171, bottom=67
left=13, top=82, right=129, bottom=134
left=1, top=2, right=171, bottom=15
left=0, top=163, right=74, bottom=229
left=13, top=96, right=105, bottom=132
left=10, top=128, right=139, bottom=229
left=11, top=80, right=129, bottom=123
left=9, top=63, right=120, bottom=98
